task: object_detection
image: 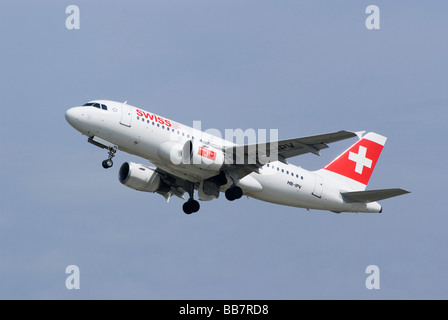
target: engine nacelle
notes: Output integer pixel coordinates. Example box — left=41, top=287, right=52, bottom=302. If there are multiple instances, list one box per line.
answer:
left=183, top=140, right=225, bottom=171
left=118, top=162, right=161, bottom=192
left=158, top=141, right=183, bottom=165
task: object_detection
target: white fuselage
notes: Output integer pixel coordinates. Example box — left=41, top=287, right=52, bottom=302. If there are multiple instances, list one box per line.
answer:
left=65, top=100, right=381, bottom=213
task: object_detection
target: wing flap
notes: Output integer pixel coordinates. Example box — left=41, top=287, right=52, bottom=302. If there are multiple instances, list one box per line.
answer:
left=341, top=188, right=410, bottom=203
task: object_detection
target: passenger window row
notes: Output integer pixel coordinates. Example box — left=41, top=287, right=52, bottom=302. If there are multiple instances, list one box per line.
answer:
left=266, top=163, right=304, bottom=180
left=137, top=116, right=200, bottom=140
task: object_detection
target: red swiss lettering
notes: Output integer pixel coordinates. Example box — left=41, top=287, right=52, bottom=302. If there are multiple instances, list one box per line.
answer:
left=135, top=109, right=172, bottom=127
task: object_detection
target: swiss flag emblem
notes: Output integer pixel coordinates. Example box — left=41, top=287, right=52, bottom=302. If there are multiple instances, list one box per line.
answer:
left=198, top=147, right=217, bottom=161
left=349, top=146, right=372, bottom=174
left=324, top=134, right=385, bottom=185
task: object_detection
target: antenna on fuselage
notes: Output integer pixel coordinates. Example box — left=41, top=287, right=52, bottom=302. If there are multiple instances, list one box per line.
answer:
left=124, top=100, right=127, bottom=104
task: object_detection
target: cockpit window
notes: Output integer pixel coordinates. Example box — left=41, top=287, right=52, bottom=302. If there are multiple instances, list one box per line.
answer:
left=82, top=102, right=107, bottom=110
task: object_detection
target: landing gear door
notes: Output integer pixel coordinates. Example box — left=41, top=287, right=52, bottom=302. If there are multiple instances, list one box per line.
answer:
left=312, top=175, right=324, bottom=198
left=120, top=103, right=132, bottom=127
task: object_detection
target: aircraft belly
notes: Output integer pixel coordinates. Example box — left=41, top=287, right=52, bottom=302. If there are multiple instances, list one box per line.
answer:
left=249, top=173, right=313, bottom=208
left=248, top=171, right=341, bottom=211
left=238, top=175, right=263, bottom=193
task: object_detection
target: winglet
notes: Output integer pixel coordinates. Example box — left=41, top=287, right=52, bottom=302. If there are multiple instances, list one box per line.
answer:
left=354, top=131, right=366, bottom=140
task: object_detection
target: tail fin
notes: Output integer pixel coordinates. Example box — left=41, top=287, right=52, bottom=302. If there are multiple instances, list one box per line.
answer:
left=321, top=132, right=387, bottom=191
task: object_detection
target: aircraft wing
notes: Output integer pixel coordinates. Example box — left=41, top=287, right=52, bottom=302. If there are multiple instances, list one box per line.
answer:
left=223, top=130, right=357, bottom=169
left=153, top=130, right=359, bottom=197
left=153, top=167, right=189, bottom=202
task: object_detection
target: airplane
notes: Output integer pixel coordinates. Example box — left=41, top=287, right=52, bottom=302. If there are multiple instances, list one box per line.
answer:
left=65, top=100, right=409, bottom=214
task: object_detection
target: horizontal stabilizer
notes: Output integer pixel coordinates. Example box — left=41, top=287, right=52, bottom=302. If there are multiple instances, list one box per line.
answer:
left=341, top=188, right=410, bottom=203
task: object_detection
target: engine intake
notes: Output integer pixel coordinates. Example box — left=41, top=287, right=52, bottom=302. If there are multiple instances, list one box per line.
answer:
left=118, top=162, right=161, bottom=192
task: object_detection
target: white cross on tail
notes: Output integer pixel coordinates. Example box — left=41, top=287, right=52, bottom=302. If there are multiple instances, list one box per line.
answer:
left=348, top=146, right=372, bottom=174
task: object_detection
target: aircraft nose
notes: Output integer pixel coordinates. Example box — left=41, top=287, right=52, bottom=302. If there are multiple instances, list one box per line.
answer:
left=65, top=107, right=76, bottom=122
left=65, top=106, right=88, bottom=133
left=65, top=107, right=80, bottom=126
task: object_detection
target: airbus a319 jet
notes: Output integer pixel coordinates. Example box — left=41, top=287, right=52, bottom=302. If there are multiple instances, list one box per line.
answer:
left=65, top=100, right=409, bottom=214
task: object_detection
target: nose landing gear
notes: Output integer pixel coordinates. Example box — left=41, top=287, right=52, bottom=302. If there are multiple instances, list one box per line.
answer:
left=87, top=137, right=118, bottom=169
left=102, top=146, right=117, bottom=169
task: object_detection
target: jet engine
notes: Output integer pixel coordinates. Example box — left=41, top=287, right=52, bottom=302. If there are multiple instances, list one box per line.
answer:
left=182, top=140, right=225, bottom=171
left=157, top=141, right=183, bottom=165
left=118, top=162, right=162, bottom=192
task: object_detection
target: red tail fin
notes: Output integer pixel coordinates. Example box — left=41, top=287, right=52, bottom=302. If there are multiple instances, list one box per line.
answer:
left=323, top=132, right=387, bottom=187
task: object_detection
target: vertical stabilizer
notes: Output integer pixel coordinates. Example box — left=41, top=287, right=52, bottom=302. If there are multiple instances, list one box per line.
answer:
left=321, top=132, right=387, bottom=191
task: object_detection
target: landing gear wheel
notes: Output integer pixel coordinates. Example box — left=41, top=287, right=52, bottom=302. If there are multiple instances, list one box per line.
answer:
left=183, top=199, right=200, bottom=214
left=233, top=186, right=243, bottom=199
left=102, top=159, right=113, bottom=169
left=225, top=186, right=243, bottom=201
left=225, top=188, right=235, bottom=201
left=190, top=200, right=200, bottom=213
left=183, top=202, right=193, bottom=214
left=102, top=146, right=117, bottom=169
left=182, top=181, right=200, bottom=215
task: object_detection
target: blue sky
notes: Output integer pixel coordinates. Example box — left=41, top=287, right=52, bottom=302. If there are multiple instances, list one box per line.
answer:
left=0, top=1, right=446, bottom=299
